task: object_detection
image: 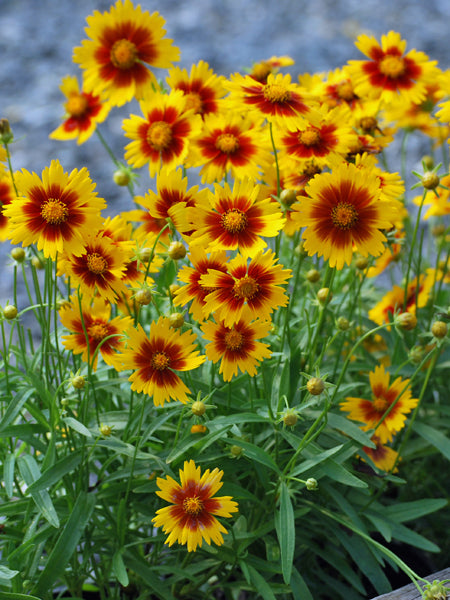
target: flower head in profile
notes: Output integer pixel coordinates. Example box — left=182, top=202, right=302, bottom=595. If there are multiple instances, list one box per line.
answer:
left=59, top=295, right=133, bottom=370
left=201, top=307, right=272, bottom=381
left=50, top=76, right=111, bottom=145
left=248, top=55, right=295, bottom=84
left=73, top=0, right=180, bottom=106
left=4, top=160, right=105, bottom=260
left=189, top=178, right=285, bottom=258
left=340, top=364, right=419, bottom=443
left=116, top=317, right=205, bottom=406
left=152, top=459, right=238, bottom=552
left=293, top=161, right=399, bottom=269
left=0, top=171, right=15, bottom=242
left=123, top=89, right=202, bottom=178
left=347, top=31, right=439, bottom=105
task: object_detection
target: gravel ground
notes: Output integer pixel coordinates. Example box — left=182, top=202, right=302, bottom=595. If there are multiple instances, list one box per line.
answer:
left=1, top=0, right=449, bottom=308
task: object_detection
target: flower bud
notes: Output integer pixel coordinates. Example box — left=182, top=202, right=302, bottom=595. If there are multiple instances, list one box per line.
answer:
left=113, top=166, right=132, bottom=187
left=306, top=477, right=318, bottom=491
left=0, top=118, right=13, bottom=144
left=431, top=224, right=446, bottom=238
left=317, top=287, right=332, bottom=304
left=279, top=188, right=297, bottom=207
left=134, top=288, right=152, bottom=306
left=71, top=375, right=85, bottom=390
left=168, top=283, right=180, bottom=297
left=355, top=256, right=369, bottom=270
left=31, top=256, right=44, bottom=269
left=3, top=305, right=17, bottom=320
left=168, top=241, right=186, bottom=260
left=139, top=247, right=153, bottom=263
left=306, top=268, right=320, bottom=283
left=409, top=344, right=426, bottom=365
left=100, top=424, right=112, bottom=437
left=11, top=247, right=26, bottom=263
left=191, top=400, right=206, bottom=416
left=168, top=312, right=184, bottom=329
left=422, top=155, right=434, bottom=170
left=282, top=409, right=298, bottom=427
left=306, top=377, right=325, bottom=396
left=421, top=171, right=440, bottom=190
left=336, top=316, right=350, bottom=331
left=230, top=444, right=243, bottom=458
left=190, top=424, right=207, bottom=434
left=395, top=311, right=417, bottom=331
left=431, top=320, right=448, bottom=339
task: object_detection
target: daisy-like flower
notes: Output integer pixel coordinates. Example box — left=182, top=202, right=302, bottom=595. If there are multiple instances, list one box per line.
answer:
left=152, top=459, right=238, bottom=552
left=59, top=295, right=133, bottom=370
left=317, top=67, right=362, bottom=110
left=276, top=106, right=356, bottom=170
left=123, top=89, right=202, bottom=178
left=173, top=246, right=229, bottom=322
left=49, top=76, right=111, bottom=145
left=166, top=60, right=227, bottom=117
left=200, top=250, right=292, bottom=327
left=292, top=161, right=399, bottom=270
left=61, top=234, right=129, bottom=304
left=189, top=178, right=285, bottom=258
left=0, top=171, right=15, bottom=242
left=116, top=317, right=205, bottom=406
left=73, top=0, right=180, bottom=107
left=347, top=31, right=439, bottom=105
left=340, top=364, right=418, bottom=443
left=368, top=269, right=435, bottom=325
left=201, top=307, right=272, bottom=381
left=225, top=72, right=319, bottom=129
left=187, top=111, right=272, bottom=184
left=4, top=160, right=105, bottom=260
left=360, top=435, right=399, bottom=472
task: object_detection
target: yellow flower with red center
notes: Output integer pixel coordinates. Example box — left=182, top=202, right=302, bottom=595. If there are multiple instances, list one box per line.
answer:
left=187, top=111, right=272, bottom=184
left=361, top=435, right=399, bottom=472
left=317, top=67, right=362, bottom=110
left=368, top=269, right=436, bottom=326
left=4, top=160, right=105, bottom=260
left=340, top=364, right=418, bottom=443
left=123, top=89, right=202, bottom=178
left=0, top=171, right=15, bottom=242
left=225, top=72, right=320, bottom=129
left=50, top=76, right=111, bottom=145
left=166, top=60, right=227, bottom=117
left=61, top=234, right=129, bottom=304
left=292, top=161, right=399, bottom=270
left=347, top=31, right=439, bottom=105
left=116, top=317, right=205, bottom=406
left=73, top=0, right=180, bottom=107
left=173, top=247, right=229, bottom=322
left=201, top=307, right=272, bottom=381
left=189, top=178, right=285, bottom=258
left=59, top=295, right=133, bottom=370
left=152, top=460, right=238, bottom=552
left=200, top=250, right=292, bottom=327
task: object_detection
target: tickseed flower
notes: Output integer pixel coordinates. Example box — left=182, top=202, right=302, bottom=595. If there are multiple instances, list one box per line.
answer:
left=293, top=161, right=399, bottom=270
left=189, top=178, right=285, bottom=258
left=73, top=0, right=180, bottom=107
left=60, top=234, right=129, bottom=304
left=50, top=76, right=111, bottom=145
left=225, top=72, right=320, bottom=129
left=340, top=364, right=419, bottom=443
left=4, top=160, right=105, bottom=260
left=152, top=460, right=238, bottom=552
left=166, top=60, right=227, bottom=117
left=116, top=317, right=205, bottom=406
left=347, top=31, right=439, bottom=105
left=186, top=111, right=272, bottom=184
left=190, top=424, right=207, bottom=434
left=201, top=306, right=272, bottom=381
left=123, top=89, right=202, bottom=178
left=173, top=246, right=229, bottom=322
left=360, top=434, right=399, bottom=472
left=200, top=249, right=292, bottom=327
left=59, top=295, right=133, bottom=370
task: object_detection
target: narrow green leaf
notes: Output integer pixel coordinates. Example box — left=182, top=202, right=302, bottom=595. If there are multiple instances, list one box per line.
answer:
left=389, top=520, right=440, bottom=553
left=123, top=550, right=174, bottom=600
left=0, top=387, right=35, bottom=431
left=384, top=498, right=448, bottom=523
left=166, top=425, right=230, bottom=463
left=413, top=422, right=450, bottom=460
left=0, top=594, right=42, bottom=600
left=365, top=512, right=392, bottom=542
left=291, top=567, right=314, bottom=600
left=290, top=445, right=344, bottom=477
left=326, top=412, right=376, bottom=448
left=34, top=492, right=95, bottom=596
left=17, top=455, right=60, bottom=528
left=3, top=453, right=15, bottom=498
left=276, top=482, right=295, bottom=584
left=0, top=566, right=19, bottom=579
left=27, top=451, right=82, bottom=493
left=271, top=357, right=291, bottom=415
left=63, top=417, right=93, bottom=438
left=113, top=550, right=129, bottom=587
left=247, top=564, right=277, bottom=600
left=228, top=439, right=281, bottom=474
left=320, top=459, right=368, bottom=488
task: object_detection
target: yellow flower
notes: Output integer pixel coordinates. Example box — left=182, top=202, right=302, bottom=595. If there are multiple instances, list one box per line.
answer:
left=152, top=460, right=238, bottom=552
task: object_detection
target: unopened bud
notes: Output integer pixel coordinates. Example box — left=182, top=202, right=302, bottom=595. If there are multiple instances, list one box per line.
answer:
left=422, top=155, right=434, bottom=171
left=0, top=118, right=13, bottom=144
left=306, top=377, right=325, bottom=396
left=317, top=287, right=332, bottom=304
left=190, top=424, right=207, bottom=434
left=31, top=256, right=44, bottom=270
left=168, top=241, right=186, bottom=260
left=71, top=375, right=85, bottom=390
left=230, top=444, right=243, bottom=458
left=306, top=268, right=320, bottom=283
left=113, top=166, right=132, bottom=187
left=355, top=256, right=369, bottom=270
left=134, top=288, right=152, bottom=306
left=421, top=171, right=440, bottom=190
left=168, top=283, right=180, bottom=297
left=168, top=312, right=184, bottom=329
left=283, top=409, right=298, bottom=427
left=336, top=316, right=350, bottom=331
left=431, top=320, right=448, bottom=339
left=100, top=424, right=112, bottom=437
left=3, top=305, right=17, bottom=320
left=279, top=189, right=297, bottom=207
left=11, top=247, right=26, bottom=263
left=395, top=312, right=417, bottom=331
left=191, top=400, right=206, bottom=416
left=306, top=477, right=318, bottom=491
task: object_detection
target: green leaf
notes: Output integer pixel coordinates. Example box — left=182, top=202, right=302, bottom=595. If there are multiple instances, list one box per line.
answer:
left=113, top=550, right=129, bottom=587
left=227, top=439, right=281, bottom=474
left=34, top=492, right=95, bottom=596
left=17, top=455, right=60, bottom=528
left=246, top=564, right=277, bottom=600
left=389, top=521, right=440, bottom=553
left=289, top=445, right=344, bottom=477
left=3, top=453, right=15, bottom=498
left=63, top=416, right=93, bottom=438
left=413, top=422, right=450, bottom=460
left=320, top=459, right=368, bottom=488
left=0, top=594, right=42, bottom=600
left=290, top=567, right=314, bottom=600
left=0, top=387, right=35, bottom=431
left=384, top=498, right=448, bottom=523
left=271, top=356, right=291, bottom=415
left=275, top=482, right=295, bottom=585
left=326, top=412, right=376, bottom=448
left=123, top=550, right=174, bottom=600
left=27, top=451, right=82, bottom=493
left=0, top=566, right=19, bottom=579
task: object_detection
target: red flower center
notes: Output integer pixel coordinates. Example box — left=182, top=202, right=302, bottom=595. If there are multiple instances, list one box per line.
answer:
left=151, top=351, right=171, bottom=371
left=110, top=38, right=138, bottom=70
left=221, top=208, right=248, bottom=233
left=215, top=133, right=240, bottom=154
left=183, top=495, right=203, bottom=515
left=298, top=128, right=321, bottom=147
left=224, top=328, right=244, bottom=350
left=87, top=253, right=108, bottom=274
left=65, top=94, right=89, bottom=117
left=147, top=121, right=173, bottom=151
left=379, top=55, right=406, bottom=79
left=263, top=83, right=291, bottom=103
left=41, top=198, right=69, bottom=225
left=232, top=275, right=260, bottom=300
left=331, top=202, right=359, bottom=230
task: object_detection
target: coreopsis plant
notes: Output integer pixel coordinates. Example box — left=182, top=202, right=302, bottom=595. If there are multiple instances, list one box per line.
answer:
left=0, top=3, right=449, bottom=600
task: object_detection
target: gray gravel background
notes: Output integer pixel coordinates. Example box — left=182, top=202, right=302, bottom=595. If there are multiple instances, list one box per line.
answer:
left=1, top=0, right=449, bottom=308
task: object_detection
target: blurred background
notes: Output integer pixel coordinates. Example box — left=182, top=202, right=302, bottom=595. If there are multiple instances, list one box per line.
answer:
left=1, top=0, right=449, bottom=302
